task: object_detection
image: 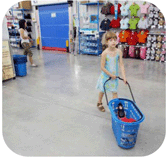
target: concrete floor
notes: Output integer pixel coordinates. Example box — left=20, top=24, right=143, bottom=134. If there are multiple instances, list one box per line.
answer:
left=3, top=48, right=166, bottom=156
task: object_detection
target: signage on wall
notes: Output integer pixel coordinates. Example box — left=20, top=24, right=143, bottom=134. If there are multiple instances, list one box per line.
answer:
left=31, top=0, right=67, bottom=6
left=90, top=15, right=98, bottom=23
left=32, top=0, right=38, bottom=4
left=51, top=12, right=56, bottom=18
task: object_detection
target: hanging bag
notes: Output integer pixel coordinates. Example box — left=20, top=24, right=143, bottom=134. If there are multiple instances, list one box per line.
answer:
left=129, top=46, right=135, bottom=58
left=140, top=47, right=147, bottom=60
left=101, top=2, right=113, bottom=15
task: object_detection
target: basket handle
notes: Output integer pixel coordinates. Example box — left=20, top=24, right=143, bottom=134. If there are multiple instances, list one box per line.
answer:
left=103, top=76, right=136, bottom=106
left=104, top=77, right=144, bottom=122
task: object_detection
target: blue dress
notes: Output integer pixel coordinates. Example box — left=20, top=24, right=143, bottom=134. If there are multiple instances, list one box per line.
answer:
left=96, top=51, right=120, bottom=93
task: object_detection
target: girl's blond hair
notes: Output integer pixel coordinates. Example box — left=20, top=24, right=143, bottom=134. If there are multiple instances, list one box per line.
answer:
left=101, top=31, right=117, bottom=45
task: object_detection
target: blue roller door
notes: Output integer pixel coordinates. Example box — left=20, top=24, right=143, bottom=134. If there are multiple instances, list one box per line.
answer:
left=38, top=4, right=69, bottom=48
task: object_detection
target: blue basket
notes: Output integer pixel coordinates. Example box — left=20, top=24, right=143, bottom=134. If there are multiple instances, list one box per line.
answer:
left=14, top=63, right=27, bottom=76
left=13, top=55, right=27, bottom=64
left=103, top=77, right=145, bottom=149
left=109, top=98, right=145, bottom=149
left=13, top=55, right=27, bottom=77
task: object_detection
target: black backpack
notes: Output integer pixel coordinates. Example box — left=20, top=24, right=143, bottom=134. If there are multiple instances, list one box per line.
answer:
left=27, top=21, right=32, bottom=26
left=101, top=2, right=113, bottom=15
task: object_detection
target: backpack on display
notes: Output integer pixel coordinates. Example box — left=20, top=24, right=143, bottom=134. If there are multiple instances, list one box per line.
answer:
left=27, top=21, right=32, bottom=26
left=155, top=54, right=160, bottom=61
left=146, top=54, right=151, bottom=60
left=151, top=54, right=155, bottom=61
left=135, top=47, right=140, bottom=59
left=160, top=55, right=165, bottom=62
left=24, top=14, right=31, bottom=19
left=129, top=46, right=135, bottom=58
left=101, top=2, right=113, bottom=15
left=123, top=46, right=129, bottom=58
left=26, top=27, right=32, bottom=32
left=140, top=47, right=147, bottom=60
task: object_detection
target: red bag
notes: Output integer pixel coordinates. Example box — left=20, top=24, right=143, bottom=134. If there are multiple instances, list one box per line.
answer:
left=120, top=117, right=136, bottom=123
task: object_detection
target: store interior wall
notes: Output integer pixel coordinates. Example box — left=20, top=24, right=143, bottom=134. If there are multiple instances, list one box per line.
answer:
left=31, top=0, right=67, bottom=6
left=4, top=0, right=165, bottom=49
left=2, top=17, right=9, bottom=40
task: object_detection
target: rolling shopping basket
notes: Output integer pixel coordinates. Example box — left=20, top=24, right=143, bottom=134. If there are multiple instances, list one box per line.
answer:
left=104, top=77, right=145, bottom=149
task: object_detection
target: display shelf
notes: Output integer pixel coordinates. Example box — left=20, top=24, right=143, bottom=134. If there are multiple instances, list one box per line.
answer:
left=11, top=8, right=31, bottom=11
left=81, top=50, right=102, bottom=55
left=7, top=7, right=35, bottom=48
left=80, top=2, right=104, bottom=5
left=148, top=33, right=165, bottom=35
left=78, top=1, right=103, bottom=56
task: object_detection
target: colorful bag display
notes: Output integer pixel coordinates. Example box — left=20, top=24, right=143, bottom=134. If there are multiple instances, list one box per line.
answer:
left=129, top=46, right=135, bottom=58
left=101, top=2, right=113, bottom=15
left=140, top=47, right=147, bottom=60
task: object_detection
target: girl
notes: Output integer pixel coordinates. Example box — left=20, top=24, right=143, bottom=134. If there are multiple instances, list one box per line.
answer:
left=96, top=31, right=127, bottom=112
left=19, top=19, right=37, bottom=67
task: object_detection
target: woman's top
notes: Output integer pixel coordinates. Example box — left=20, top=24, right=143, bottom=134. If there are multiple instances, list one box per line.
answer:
left=19, top=28, right=29, bottom=43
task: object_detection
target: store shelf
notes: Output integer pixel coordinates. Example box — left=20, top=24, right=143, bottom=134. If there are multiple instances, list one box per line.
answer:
left=7, top=6, right=36, bottom=49
left=81, top=50, right=101, bottom=55
left=11, top=8, right=31, bottom=11
left=80, top=2, right=104, bottom=5
left=78, top=2, right=103, bottom=55
left=148, top=33, right=165, bottom=35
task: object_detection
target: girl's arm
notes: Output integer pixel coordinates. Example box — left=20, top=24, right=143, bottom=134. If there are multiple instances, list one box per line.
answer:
left=119, top=49, right=127, bottom=84
left=101, top=52, right=116, bottom=79
left=20, top=29, right=30, bottom=40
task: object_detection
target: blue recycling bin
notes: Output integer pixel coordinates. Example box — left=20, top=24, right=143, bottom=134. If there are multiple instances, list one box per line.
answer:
left=13, top=55, right=27, bottom=77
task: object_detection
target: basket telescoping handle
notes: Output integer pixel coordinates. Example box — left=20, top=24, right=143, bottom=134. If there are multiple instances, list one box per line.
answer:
left=103, top=76, right=136, bottom=106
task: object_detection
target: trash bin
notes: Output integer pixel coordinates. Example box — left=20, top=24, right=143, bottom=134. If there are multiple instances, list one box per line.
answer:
left=13, top=55, right=27, bottom=76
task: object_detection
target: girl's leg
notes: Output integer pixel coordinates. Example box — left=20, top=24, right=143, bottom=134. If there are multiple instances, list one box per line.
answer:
left=97, top=92, right=105, bottom=112
left=112, top=92, right=118, bottom=99
left=98, top=92, right=104, bottom=103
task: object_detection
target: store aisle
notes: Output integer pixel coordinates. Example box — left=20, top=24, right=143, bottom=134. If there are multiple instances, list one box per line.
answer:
left=3, top=49, right=166, bottom=156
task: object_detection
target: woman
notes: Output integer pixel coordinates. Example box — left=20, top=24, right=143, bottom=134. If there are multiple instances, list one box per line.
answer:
left=19, top=19, right=37, bottom=67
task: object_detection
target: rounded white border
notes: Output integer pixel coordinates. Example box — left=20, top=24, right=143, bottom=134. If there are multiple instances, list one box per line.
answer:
left=1, top=0, right=167, bottom=157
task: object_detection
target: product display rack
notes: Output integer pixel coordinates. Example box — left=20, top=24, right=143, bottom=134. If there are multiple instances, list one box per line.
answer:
left=78, top=1, right=104, bottom=55
left=99, top=1, right=166, bottom=62
left=6, top=7, right=35, bottom=49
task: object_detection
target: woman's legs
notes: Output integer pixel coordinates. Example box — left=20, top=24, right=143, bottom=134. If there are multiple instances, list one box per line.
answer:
left=28, top=56, right=33, bottom=65
left=22, top=42, right=37, bottom=66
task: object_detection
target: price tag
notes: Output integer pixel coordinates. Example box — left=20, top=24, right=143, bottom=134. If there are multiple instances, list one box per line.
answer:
left=95, top=32, right=99, bottom=38
left=51, top=12, right=56, bottom=18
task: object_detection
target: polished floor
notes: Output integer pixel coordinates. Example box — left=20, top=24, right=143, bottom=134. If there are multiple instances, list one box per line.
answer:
left=3, top=48, right=166, bottom=156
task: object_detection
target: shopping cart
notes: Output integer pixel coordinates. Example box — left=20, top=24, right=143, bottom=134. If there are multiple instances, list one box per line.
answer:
left=103, top=77, right=145, bottom=149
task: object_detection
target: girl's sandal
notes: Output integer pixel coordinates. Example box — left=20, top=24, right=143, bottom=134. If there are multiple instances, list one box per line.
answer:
left=97, top=103, right=105, bottom=112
